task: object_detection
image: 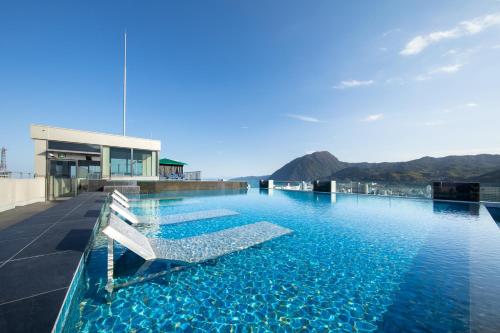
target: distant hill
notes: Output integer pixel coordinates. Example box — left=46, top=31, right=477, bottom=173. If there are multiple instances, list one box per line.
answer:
left=267, top=151, right=500, bottom=183
left=270, top=151, right=348, bottom=181
left=230, top=175, right=269, bottom=187
left=469, top=168, right=500, bottom=183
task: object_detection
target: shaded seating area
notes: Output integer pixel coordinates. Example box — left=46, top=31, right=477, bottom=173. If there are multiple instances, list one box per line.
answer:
left=159, top=158, right=187, bottom=179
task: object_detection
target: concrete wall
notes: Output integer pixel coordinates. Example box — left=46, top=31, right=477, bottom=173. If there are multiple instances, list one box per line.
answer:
left=34, top=139, right=47, bottom=177
left=137, top=181, right=248, bottom=194
left=101, top=146, right=110, bottom=178
left=0, top=178, right=45, bottom=212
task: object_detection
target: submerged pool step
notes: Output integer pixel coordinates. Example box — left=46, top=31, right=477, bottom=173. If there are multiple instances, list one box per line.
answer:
left=103, top=215, right=293, bottom=264
left=156, top=209, right=239, bottom=225
left=130, top=199, right=202, bottom=209
left=150, top=221, right=292, bottom=263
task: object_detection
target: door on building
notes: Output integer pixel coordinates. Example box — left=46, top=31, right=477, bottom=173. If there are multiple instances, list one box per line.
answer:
left=49, top=160, right=77, bottom=199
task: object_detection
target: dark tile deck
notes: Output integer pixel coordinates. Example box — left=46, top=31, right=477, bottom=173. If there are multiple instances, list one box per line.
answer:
left=0, top=201, right=58, bottom=231
left=0, top=192, right=106, bottom=333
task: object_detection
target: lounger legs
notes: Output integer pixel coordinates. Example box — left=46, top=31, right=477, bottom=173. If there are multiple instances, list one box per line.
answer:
left=105, top=237, right=114, bottom=295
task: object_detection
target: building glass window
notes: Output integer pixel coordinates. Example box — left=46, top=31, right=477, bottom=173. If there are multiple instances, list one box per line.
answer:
left=77, top=160, right=101, bottom=179
left=50, top=160, right=76, bottom=178
left=110, top=148, right=131, bottom=176
left=48, top=141, right=100, bottom=153
left=133, top=150, right=153, bottom=176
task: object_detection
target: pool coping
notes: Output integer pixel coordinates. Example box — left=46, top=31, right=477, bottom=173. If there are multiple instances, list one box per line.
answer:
left=51, top=195, right=110, bottom=333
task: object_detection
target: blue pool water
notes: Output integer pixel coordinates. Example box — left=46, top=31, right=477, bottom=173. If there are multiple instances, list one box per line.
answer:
left=62, top=190, right=500, bottom=332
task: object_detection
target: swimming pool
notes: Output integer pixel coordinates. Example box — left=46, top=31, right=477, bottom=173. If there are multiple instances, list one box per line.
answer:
left=61, top=189, right=500, bottom=332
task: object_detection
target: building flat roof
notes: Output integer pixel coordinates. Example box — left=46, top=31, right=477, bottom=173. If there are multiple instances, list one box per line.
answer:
left=30, top=124, right=161, bottom=151
left=159, top=158, right=187, bottom=166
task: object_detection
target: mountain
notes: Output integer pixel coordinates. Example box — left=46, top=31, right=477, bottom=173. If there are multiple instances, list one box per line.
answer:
left=469, top=168, right=500, bottom=183
left=267, top=151, right=500, bottom=183
left=270, top=151, right=348, bottom=181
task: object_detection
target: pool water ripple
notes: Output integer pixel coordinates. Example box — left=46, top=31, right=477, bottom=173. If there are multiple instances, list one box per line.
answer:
left=62, top=190, right=500, bottom=332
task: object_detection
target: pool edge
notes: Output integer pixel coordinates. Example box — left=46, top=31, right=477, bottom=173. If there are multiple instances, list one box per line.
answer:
left=50, top=194, right=110, bottom=333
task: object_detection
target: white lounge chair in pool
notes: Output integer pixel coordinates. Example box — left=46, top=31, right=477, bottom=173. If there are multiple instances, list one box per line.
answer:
left=147, top=209, right=240, bottom=225
left=103, top=214, right=293, bottom=263
left=109, top=189, right=240, bottom=226
left=113, top=189, right=129, bottom=202
left=111, top=192, right=130, bottom=209
left=110, top=201, right=141, bottom=224
left=110, top=191, right=240, bottom=226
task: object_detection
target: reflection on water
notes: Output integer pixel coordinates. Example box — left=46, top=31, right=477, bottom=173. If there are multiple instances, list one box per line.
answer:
left=433, top=201, right=480, bottom=216
left=259, top=188, right=273, bottom=196
left=138, top=188, right=248, bottom=200
left=63, top=190, right=500, bottom=332
left=486, top=206, right=500, bottom=224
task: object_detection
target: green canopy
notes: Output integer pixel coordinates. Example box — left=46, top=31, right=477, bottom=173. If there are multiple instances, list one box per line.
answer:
left=159, top=158, right=187, bottom=166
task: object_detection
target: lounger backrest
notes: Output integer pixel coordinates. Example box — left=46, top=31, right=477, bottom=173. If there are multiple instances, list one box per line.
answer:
left=113, top=189, right=129, bottom=202
left=110, top=202, right=140, bottom=224
left=103, top=214, right=156, bottom=260
left=111, top=192, right=130, bottom=209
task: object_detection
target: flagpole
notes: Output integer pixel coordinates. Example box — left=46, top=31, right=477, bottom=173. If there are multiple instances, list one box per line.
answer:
left=123, top=31, right=127, bottom=136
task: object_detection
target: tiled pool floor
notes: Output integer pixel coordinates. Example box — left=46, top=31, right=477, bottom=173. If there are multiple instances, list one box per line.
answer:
left=63, top=190, right=500, bottom=332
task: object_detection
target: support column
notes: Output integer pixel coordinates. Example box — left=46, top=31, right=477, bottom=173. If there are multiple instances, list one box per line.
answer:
left=105, top=237, right=114, bottom=294
left=102, top=146, right=110, bottom=179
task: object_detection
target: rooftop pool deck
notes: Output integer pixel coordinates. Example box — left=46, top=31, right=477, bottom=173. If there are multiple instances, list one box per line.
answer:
left=0, top=192, right=106, bottom=333
left=57, top=189, right=500, bottom=333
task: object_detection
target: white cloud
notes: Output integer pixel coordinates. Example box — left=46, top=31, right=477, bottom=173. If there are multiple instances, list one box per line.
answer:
left=334, top=79, right=374, bottom=89
left=361, top=114, right=384, bottom=122
left=401, top=12, right=500, bottom=55
left=441, top=103, right=479, bottom=113
left=287, top=114, right=320, bottom=123
left=492, top=44, right=500, bottom=49
left=240, top=126, right=249, bottom=129
left=385, top=77, right=405, bottom=85
left=382, top=28, right=401, bottom=37
left=416, top=63, right=463, bottom=81
left=431, top=63, right=463, bottom=74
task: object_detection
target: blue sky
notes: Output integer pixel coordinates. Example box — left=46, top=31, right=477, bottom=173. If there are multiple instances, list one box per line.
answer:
left=1, top=1, right=500, bottom=178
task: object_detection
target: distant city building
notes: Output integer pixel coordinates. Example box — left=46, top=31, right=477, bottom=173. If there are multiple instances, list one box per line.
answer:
left=184, top=171, right=202, bottom=181
left=480, top=186, right=500, bottom=202
left=0, top=147, right=11, bottom=178
left=0, top=147, right=7, bottom=171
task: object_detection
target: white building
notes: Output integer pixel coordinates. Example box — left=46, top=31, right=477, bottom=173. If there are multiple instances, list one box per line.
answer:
left=31, top=124, right=161, bottom=199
